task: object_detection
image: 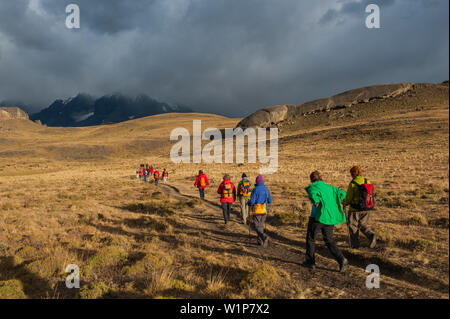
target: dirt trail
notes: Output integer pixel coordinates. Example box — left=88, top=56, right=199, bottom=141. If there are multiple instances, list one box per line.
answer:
left=157, top=182, right=448, bottom=298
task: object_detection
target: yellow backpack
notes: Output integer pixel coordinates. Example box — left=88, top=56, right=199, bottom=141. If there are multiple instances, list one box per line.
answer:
left=222, top=182, right=233, bottom=199
left=252, top=190, right=268, bottom=215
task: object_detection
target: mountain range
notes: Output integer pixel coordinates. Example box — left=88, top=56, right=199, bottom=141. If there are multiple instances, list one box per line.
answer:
left=15, top=94, right=194, bottom=127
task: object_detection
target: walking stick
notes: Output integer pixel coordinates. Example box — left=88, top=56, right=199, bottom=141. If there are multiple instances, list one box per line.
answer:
left=248, top=207, right=253, bottom=244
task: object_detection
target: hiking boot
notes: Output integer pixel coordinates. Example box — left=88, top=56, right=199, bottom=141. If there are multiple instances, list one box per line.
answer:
left=369, top=234, right=377, bottom=249
left=339, top=258, right=349, bottom=273
left=301, top=261, right=316, bottom=270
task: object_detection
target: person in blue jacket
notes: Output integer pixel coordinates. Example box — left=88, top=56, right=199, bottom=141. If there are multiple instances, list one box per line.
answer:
left=248, top=175, right=272, bottom=247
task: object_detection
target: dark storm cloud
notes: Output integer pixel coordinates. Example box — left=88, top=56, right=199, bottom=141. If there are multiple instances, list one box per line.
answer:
left=319, top=0, right=396, bottom=25
left=0, top=0, right=448, bottom=116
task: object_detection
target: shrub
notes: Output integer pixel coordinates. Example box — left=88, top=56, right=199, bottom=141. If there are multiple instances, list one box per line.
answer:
left=172, top=279, right=191, bottom=292
left=0, top=280, right=27, bottom=299
left=85, top=246, right=128, bottom=279
left=394, top=239, right=436, bottom=252
left=240, top=265, right=281, bottom=298
left=79, top=282, right=112, bottom=299
left=124, top=202, right=174, bottom=216
left=408, top=214, right=428, bottom=226
left=374, top=226, right=393, bottom=245
left=205, top=270, right=228, bottom=298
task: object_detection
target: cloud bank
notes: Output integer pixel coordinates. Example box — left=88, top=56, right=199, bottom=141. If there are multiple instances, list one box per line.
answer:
left=0, top=0, right=448, bottom=116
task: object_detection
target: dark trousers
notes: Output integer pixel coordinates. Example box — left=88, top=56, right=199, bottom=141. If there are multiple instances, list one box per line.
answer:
left=306, top=217, right=344, bottom=265
left=143, top=175, right=147, bottom=182
left=221, top=202, right=232, bottom=224
left=155, top=179, right=159, bottom=186
left=199, top=188, right=205, bottom=199
left=347, top=211, right=375, bottom=247
left=253, top=214, right=267, bottom=245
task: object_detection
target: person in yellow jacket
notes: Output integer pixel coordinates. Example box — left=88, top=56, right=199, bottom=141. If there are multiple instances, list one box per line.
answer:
left=342, top=166, right=377, bottom=249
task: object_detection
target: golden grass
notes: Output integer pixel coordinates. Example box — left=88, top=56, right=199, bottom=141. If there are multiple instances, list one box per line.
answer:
left=0, top=86, right=448, bottom=299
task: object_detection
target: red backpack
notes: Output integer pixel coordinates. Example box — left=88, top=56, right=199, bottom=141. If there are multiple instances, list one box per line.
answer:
left=351, top=179, right=374, bottom=211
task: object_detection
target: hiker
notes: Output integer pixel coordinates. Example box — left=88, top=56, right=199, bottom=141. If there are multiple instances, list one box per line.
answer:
left=136, top=168, right=139, bottom=179
left=138, top=167, right=144, bottom=180
left=150, top=166, right=154, bottom=175
left=237, top=173, right=253, bottom=225
left=303, top=171, right=349, bottom=272
left=154, top=169, right=160, bottom=186
left=143, top=167, right=147, bottom=182
left=342, top=166, right=377, bottom=249
left=248, top=175, right=272, bottom=247
left=162, top=169, right=169, bottom=184
left=194, top=170, right=210, bottom=200
left=217, top=174, right=236, bottom=225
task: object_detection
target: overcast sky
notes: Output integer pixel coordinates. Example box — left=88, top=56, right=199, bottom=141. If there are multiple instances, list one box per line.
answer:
left=0, top=0, right=448, bottom=117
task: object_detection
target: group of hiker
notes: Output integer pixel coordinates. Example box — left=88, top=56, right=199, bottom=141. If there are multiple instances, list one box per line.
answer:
left=134, top=163, right=376, bottom=272
left=136, top=164, right=169, bottom=186
left=194, top=171, right=272, bottom=247
left=193, top=166, right=376, bottom=272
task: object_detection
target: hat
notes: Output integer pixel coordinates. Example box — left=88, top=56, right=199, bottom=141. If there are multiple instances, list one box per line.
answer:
left=242, top=173, right=247, bottom=178
left=256, top=175, right=264, bottom=183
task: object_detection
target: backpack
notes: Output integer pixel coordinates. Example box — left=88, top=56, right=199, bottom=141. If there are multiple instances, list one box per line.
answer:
left=252, top=189, right=268, bottom=215
left=200, top=176, right=207, bottom=188
left=351, top=179, right=374, bottom=211
left=239, top=179, right=253, bottom=197
left=222, top=181, right=233, bottom=199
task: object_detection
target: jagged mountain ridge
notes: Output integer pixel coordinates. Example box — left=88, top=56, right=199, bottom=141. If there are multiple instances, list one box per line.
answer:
left=29, top=93, right=193, bottom=127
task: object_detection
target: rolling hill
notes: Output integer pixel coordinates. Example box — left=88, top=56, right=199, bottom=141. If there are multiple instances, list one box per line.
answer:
left=0, top=82, right=448, bottom=299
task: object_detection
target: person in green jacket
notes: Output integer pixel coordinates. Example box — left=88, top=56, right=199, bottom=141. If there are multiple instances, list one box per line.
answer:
left=342, top=166, right=377, bottom=249
left=303, top=171, right=349, bottom=272
left=237, top=173, right=253, bottom=225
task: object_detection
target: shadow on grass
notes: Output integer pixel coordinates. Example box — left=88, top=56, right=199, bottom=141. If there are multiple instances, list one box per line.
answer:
left=0, top=256, right=55, bottom=298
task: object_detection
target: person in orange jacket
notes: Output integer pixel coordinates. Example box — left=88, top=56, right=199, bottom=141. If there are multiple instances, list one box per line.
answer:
left=217, top=174, right=236, bottom=225
left=194, top=170, right=210, bottom=200
left=153, top=169, right=160, bottom=186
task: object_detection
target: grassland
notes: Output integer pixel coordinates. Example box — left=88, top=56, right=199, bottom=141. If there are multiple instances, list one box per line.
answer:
left=0, top=84, right=448, bottom=299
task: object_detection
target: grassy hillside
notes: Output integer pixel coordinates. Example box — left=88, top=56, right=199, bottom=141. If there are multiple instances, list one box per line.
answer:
left=0, top=84, right=448, bottom=299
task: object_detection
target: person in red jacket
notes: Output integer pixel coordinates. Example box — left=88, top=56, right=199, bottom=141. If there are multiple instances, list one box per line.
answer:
left=153, top=169, right=160, bottom=186
left=194, top=170, right=209, bottom=200
left=217, top=174, right=236, bottom=225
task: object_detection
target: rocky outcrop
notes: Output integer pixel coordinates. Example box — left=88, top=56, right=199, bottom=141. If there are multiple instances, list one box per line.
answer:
left=236, top=82, right=414, bottom=129
left=0, top=107, right=30, bottom=121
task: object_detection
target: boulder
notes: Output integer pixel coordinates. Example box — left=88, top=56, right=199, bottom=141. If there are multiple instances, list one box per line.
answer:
left=236, top=82, right=414, bottom=129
